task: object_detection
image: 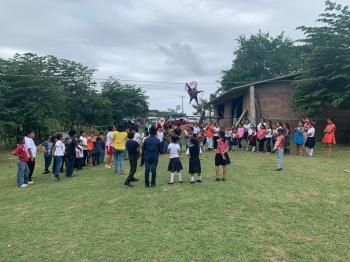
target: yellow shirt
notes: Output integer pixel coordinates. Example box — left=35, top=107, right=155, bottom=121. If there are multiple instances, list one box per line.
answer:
left=112, top=131, right=127, bottom=150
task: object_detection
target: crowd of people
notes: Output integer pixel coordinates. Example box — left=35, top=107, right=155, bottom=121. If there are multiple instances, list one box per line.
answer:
left=12, top=117, right=336, bottom=188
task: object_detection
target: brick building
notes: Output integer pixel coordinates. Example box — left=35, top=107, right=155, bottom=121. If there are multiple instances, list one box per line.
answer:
left=211, top=73, right=350, bottom=143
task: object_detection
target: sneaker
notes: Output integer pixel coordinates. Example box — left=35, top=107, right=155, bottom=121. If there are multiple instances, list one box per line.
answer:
left=131, top=178, right=139, bottom=182
left=168, top=182, right=174, bottom=185
left=215, top=178, right=220, bottom=182
left=274, top=168, right=283, bottom=171
left=196, top=180, right=202, bottom=183
left=221, top=178, right=226, bottom=181
left=28, top=181, right=34, bottom=184
left=124, top=183, right=133, bottom=188
left=18, top=184, right=28, bottom=188
left=179, top=181, right=184, bottom=184
left=107, top=166, right=112, bottom=169
left=190, top=181, right=195, bottom=184
left=43, top=171, right=49, bottom=174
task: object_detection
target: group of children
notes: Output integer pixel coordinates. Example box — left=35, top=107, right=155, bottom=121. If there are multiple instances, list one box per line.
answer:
left=12, top=118, right=337, bottom=188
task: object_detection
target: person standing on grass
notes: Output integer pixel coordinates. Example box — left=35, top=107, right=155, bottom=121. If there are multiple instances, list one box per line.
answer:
left=12, top=136, right=30, bottom=188
left=167, top=135, right=183, bottom=185
left=189, top=137, right=202, bottom=184
left=322, top=118, right=336, bottom=159
left=294, top=121, right=304, bottom=156
left=272, top=128, right=285, bottom=171
left=92, top=137, right=103, bottom=165
left=237, top=123, right=244, bottom=151
left=112, top=124, right=128, bottom=176
left=40, top=135, right=53, bottom=174
left=79, top=131, right=88, bottom=166
left=65, top=130, right=80, bottom=177
left=213, top=123, right=220, bottom=150
left=305, top=122, right=316, bottom=157
left=265, top=123, right=273, bottom=153
left=215, top=131, right=230, bottom=181
left=52, top=134, right=65, bottom=180
left=76, top=139, right=84, bottom=171
left=206, top=122, right=214, bottom=151
left=257, top=124, right=267, bottom=152
left=143, top=126, right=161, bottom=187
left=105, top=126, right=115, bottom=169
left=98, top=132, right=106, bottom=164
left=283, top=123, right=291, bottom=155
left=124, top=132, right=140, bottom=188
left=25, top=129, right=37, bottom=184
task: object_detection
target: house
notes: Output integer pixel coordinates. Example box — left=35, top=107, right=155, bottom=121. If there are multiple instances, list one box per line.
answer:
left=211, top=73, right=350, bottom=143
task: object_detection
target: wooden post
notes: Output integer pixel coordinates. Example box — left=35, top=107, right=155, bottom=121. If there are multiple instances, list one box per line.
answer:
left=249, top=85, right=256, bottom=125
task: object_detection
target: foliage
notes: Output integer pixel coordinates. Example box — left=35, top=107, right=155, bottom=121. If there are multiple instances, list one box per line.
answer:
left=192, top=98, right=212, bottom=124
left=293, top=1, right=350, bottom=115
left=219, top=31, right=304, bottom=93
left=0, top=53, right=149, bottom=144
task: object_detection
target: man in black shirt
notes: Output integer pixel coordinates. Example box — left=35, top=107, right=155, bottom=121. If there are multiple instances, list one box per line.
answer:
left=143, top=126, right=161, bottom=187
left=65, top=130, right=80, bottom=177
left=124, top=132, right=140, bottom=187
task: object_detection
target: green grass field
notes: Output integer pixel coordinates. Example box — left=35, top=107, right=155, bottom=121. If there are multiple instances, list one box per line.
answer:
left=1, top=146, right=350, bottom=261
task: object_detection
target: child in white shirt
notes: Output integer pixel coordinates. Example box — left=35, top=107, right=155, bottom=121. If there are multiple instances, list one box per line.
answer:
left=167, top=135, right=183, bottom=184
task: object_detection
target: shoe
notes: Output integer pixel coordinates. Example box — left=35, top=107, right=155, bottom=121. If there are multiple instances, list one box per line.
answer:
left=131, top=178, right=139, bottom=182
left=190, top=181, right=195, bottom=184
left=124, top=183, right=133, bottom=188
left=179, top=181, right=183, bottom=184
left=168, top=182, right=174, bottom=185
left=196, top=180, right=202, bottom=183
left=18, top=184, right=28, bottom=188
left=221, top=178, right=226, bottom=181
left=274, top=168, right=283, bottom=171
left=215, top=178, right=220, bottom=182
left=107, top=166, right=112, bottom=169
left=43, top=171, right=49, bottom=174
left=28, top=181, right=34, bottom=184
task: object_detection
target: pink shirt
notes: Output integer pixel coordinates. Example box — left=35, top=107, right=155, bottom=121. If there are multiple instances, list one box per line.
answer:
left=237, top=127, right=244, bottom=138
left=216, top=139, right=229, bottom=154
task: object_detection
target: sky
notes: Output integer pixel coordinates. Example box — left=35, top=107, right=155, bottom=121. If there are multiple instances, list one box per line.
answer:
left=0, top=0, right=348, bottom=114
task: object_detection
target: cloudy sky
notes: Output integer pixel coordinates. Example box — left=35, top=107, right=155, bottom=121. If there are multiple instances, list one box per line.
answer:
left=1, top=0, right=348, bottom=114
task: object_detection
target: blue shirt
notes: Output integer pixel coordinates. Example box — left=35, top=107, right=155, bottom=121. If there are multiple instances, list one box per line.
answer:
left=41, top=141, right=53, bottom=156
left=143, top=136, right=161, bottom=162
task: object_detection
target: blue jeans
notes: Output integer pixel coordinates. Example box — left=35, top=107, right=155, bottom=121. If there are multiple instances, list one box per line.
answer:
left=44, top=154, right=52, bottom=171
left=276, top=149, right=284, bottom=169
left=145, top=160, right=158, bottom=186
left=66, top=155, right=76, bottom=177
left=54, top=156, right=63, bottom=176
left=113, top=149, right=125, bottom=175
left=17, top=160, right=29, bottom=186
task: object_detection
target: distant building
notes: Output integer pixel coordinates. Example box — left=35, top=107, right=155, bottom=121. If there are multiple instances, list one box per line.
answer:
left=211, top=73, right=350, bottom=143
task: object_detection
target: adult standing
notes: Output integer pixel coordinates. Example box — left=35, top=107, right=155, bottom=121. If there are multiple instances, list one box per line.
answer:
left=25, top=129, right=37, bottom=184
left=65, top=130, right=80, bottom=177
left=105, top=126, right=115, bottom=169
left=143, top=126, right=161, bottom=187
left=213, top=123, right=220, bottom=149
left=79, top=131, right=88, bottom=166
left=112, top=124, right=128, bottom=176
left=206, top=122, right=214, bottom=150
left=294, top=121, right=304, bottom=156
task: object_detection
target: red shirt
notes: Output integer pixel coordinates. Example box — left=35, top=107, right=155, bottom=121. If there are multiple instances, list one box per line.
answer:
left=14, top=144, right=29, bottom=162
left=257, top=129, right=267, bottom=140
left=275, top=135, right=285, bottom=150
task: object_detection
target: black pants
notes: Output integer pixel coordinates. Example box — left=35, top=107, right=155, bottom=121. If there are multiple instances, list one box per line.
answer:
left=66, top=155, right=76, bottom=177
left=258, top=138, right=265, bottom=152
left=92, top=153, right=100, bottom=165
left=83, top=150, right=88, bottom=166
left=266, top=138, right=272, bottom=152
left=76, top=158, right=83, bottom=170
left=27, top=159, right=36, bottom=181
left=140, top=150, right=145, bottom=166
left=125, top=157, right=137, bottom=184
left=238, top=138, right=242, bottom=149
left=145, top=160, right=158, bottom=186
left=213, top=136, right=219, bottom=149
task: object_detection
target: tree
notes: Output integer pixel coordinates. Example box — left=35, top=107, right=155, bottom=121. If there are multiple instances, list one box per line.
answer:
left=293, top=1, right=350, bottom=115
left=192, top=98, right=212, bottom=124
left=101, top=78, right=149, bottom=123
left=219, top=31, right=304, bottom=92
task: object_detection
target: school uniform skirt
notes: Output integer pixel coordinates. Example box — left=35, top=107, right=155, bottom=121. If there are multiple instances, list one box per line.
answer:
left=215, top=153, right=230, bottom=166
left=168, top=157, right=183, bottom=172
left=189, top=156, right=201, bottom=174
left=305, top=137, right=316, bottom=148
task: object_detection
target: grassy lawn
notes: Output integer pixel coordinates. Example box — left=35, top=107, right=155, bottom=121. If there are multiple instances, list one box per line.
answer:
left=1, top=145, right=350, bottom=261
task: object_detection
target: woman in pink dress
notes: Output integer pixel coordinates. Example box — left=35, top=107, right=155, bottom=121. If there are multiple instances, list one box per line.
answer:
left=322, top=118, right=336, bottom=159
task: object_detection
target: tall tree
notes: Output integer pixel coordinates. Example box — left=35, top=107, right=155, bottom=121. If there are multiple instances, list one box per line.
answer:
left=220, top=31, right=304, bottom=92
left=293, top=1, right=350, bottom=115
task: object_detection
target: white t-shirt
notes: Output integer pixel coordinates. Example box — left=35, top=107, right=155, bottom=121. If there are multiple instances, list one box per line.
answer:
left=214, top=127, right=220, bottom=136
left=265, top=128, right=273, bottom=138
left=79, top=136, right=88, bottom=150
left=225, top=130, right=232, bottom=138
left=54, top=140, right=65, bottom=156
left=25, top=137, right=37, bottom=158
left=168, top=143, right=180, bottom=159
left=307, top=127, right=315, bottom=138
left=193, top=127, right=200, bottom=135
left=134, top=132, right=141, bottom=144
left=76, top=144, right=84, bottom=158
left=106, top=131, right=113, bottom=146
left=157, top=131, right=164, bottom=142
left=243, top=123, right=251, bottom=131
